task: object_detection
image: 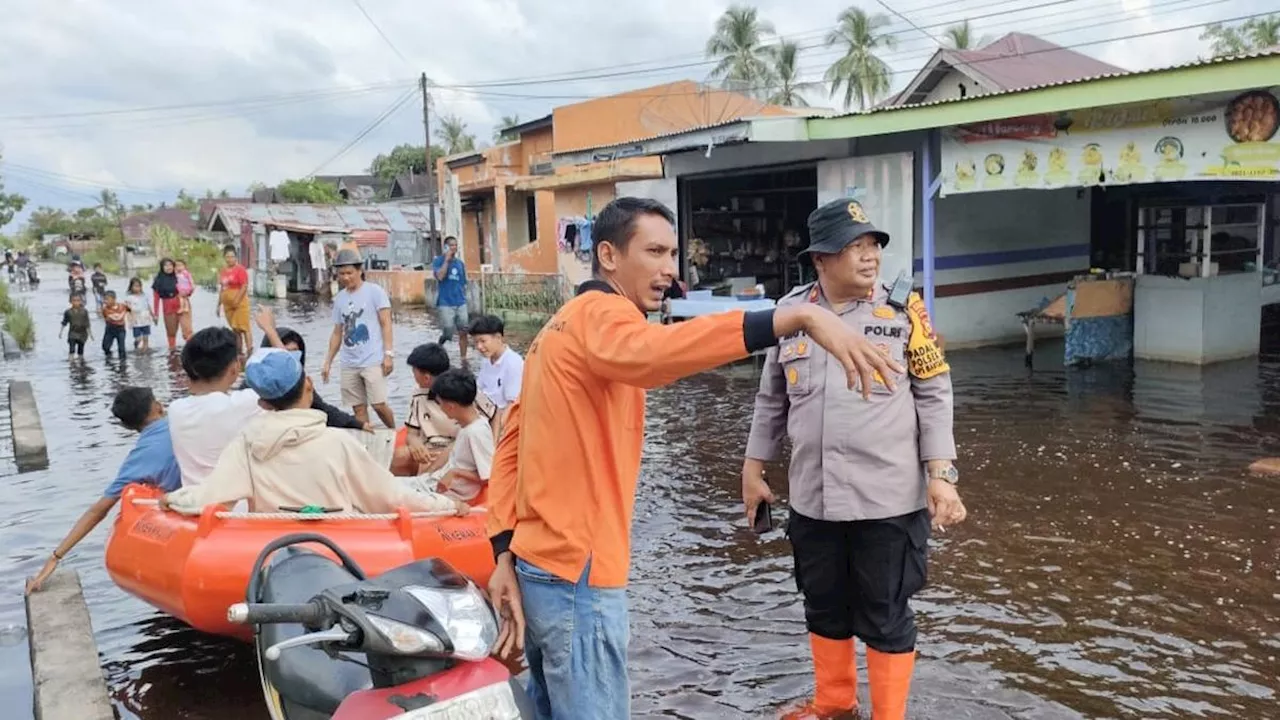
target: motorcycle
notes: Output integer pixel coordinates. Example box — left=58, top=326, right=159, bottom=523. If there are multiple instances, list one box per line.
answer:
left=229, top=533, right=533, bottom=720
left=26, top=264, right=38, bottom=288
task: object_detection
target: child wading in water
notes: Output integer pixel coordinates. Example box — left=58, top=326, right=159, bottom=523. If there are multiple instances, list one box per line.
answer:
left=59, top=293, right=92, bottom=359
left=101, top=290, right=128, bottom=359
left=125, top=277, right=153, bottom=351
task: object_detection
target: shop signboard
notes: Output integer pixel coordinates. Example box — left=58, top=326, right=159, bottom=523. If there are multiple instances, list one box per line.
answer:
left=817, top=153, right=916, bottom=284
left=940, top=86, right=1280, bottom=196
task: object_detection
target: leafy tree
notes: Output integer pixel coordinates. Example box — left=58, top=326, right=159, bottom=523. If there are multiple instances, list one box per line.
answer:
left=174, top=189, right=200, bottom=211
left=98, top=189, right=122, bottom=220
left=246, top=181, right=268, bottom=194
left=942, top=20, right=990, bottom=50
left=825, top=6, right=896, bottom=111
left=1201, top=15, right=1280, bottom=57
left=706, top=4, right=777, bottom=98
left=0, top=154, right=28, bottom=230
left=766, top=40, right=819, bottom=107
left=494, top=115, right=522, bottom=143
left=435, top=115, right=477, bottom=155
left=368, top=143, right=446, bottom=183
left=278, top=177, right=344, bottom=204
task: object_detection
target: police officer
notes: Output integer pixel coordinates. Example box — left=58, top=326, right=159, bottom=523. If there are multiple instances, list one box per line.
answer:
left=742, top=198, right=967, bottom=720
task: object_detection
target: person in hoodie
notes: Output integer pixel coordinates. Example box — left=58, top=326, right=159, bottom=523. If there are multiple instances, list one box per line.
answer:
left=160, top=348, right=469, bottom=516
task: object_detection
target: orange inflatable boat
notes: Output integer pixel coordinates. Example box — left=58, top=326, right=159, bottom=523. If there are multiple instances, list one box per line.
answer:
left=105, top=483, right=496, bottom=641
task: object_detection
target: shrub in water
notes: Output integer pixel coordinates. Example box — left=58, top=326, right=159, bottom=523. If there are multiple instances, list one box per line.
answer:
left=3, top=299, right=35, bottom=350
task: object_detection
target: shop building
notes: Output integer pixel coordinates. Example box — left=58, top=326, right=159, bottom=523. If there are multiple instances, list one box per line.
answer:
left=437, top=81, right=801, bottom=291
left=553, top=49, right=1280, bottom=364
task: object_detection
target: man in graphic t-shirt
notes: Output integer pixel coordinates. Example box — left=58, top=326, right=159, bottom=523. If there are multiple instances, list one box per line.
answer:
left=322, top=248, right=396, bottom=429
left=432, top=236, right=469, bottom=363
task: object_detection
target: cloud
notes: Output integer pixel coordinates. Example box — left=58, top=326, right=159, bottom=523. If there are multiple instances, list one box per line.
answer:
left=0, top=0, right=1259, bottom=227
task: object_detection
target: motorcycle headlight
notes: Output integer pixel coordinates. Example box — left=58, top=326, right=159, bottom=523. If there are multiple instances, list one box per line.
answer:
left=367, top=614, right=447, bottom=655
left=405, top=584, right=499, bottom=662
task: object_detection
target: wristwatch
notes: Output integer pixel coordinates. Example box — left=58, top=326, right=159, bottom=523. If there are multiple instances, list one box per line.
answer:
left=384, top=350, right=395, bottom=358
left=929, top=465, right=959, bottom=485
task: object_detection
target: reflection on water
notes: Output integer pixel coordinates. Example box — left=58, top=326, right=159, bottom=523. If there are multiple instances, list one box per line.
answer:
left=0, top=267, right=1276, bottom=719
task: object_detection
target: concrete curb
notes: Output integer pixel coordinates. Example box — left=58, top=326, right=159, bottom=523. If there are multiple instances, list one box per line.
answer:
left=24, top=569, right=114, bottom=720
left=9, top=380, right=49, bottom=472
left=1, top=330, right=20, bottom=359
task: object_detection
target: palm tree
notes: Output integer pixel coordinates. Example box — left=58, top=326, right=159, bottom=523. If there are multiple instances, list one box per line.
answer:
left=706, top=4, right=777, bottom=98
left=942, top=19, right=990, bottom=50
left=435, top=115, right=477, bottom=155
left=494, top=114, right=521, bottom=143
left=766, top=40, right=819, bottom=107
left=97, top=189, right=121, bottom=220
left=825, top=6, right=897, bottom=111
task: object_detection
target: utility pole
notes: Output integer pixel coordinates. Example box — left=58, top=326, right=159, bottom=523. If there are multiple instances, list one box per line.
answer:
left=424, top=71, right=440, bottom=248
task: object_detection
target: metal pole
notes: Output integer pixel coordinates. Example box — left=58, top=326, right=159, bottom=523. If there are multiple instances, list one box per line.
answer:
left=421, top=73, right=439, bottom=248
left=921, top=129, right=938, bottom=318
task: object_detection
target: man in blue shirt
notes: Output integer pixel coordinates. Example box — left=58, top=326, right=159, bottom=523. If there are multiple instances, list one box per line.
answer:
left=432, top=236, right=470, bottom=363
left=25, top=386, right=182, bottom=594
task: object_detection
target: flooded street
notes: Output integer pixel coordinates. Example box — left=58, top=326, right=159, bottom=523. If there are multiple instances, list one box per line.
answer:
left=1, top=266, right=1277, bottom=719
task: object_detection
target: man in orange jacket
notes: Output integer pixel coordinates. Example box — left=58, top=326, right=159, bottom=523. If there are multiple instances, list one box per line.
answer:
left=485, top=196, right=903, bottom=719
left=743, top=198, right=969, bottom=719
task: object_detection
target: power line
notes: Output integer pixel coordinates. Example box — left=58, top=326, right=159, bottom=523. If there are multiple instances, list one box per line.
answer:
left=349, top=0, right=411, bottom=66
left=308, top=87, right=418, bottom=177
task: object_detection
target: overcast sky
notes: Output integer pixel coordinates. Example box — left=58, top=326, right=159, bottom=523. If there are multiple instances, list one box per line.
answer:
left=0, top=0, right=1271, bottom=227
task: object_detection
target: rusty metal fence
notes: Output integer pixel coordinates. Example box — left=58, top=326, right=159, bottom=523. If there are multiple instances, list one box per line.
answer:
left=478, top=272, right=569, bottom=318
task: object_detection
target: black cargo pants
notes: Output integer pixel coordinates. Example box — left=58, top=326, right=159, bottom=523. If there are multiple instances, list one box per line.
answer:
left=787, top=508, right=930, bottom=654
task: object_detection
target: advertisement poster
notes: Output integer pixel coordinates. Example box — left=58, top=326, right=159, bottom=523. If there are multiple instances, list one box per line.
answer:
left=940, top=86, right=1280, bottom=196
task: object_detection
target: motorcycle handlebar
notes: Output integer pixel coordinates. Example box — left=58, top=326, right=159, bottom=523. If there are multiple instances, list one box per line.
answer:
left=227, top=601, right=327, bottom=626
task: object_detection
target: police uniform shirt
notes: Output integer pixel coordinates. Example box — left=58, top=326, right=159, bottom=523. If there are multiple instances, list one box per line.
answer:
left=745, top=282, right=957, bottom=522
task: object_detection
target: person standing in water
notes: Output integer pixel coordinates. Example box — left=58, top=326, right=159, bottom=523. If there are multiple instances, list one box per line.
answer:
left=125, top=277, right=153, bottom=352
left=216, top=245, right=252, bottom=358
left=322, top=248, right=396, bottom=429
left=743, top=199, right=967, bottom=720
left=59, top=293, right=92, bottom=359
left=432, top=236, right=470, bottom=364
left=151, top=258, right=183, bottom=351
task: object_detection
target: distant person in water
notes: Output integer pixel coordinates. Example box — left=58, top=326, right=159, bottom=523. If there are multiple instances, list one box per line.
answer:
left=125, top=277, right=153, bottom=352
left=24, top=387, right=181, bottom=595
left=151, top=258, right=186, bottom=351
left=217, top=245, right=252, bottom=357
left=90, top=263, right=108, bottom=308
left=59, top=292, right=92, bottom=359
left=100, top=290, right=128, bottom=359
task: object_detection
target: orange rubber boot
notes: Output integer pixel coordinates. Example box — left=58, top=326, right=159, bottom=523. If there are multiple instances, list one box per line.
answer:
left=781, top=634, right=858, bottom=719
left=865, top=647, right=915, bottom=720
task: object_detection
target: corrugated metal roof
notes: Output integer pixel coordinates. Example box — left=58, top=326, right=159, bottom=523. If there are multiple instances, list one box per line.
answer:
left=836, top=48, right=1280, bottom=119
left=551, top=117, right=746, bottom=157
left=207, top=202, right=437, bottom=234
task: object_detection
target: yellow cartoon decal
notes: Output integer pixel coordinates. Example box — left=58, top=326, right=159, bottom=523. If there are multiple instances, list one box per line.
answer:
left=1044, top=147, right=1071, bottom=186
left=1078, top=143, right=1104, bottom=186
left=847, top=201, right=869, bottom=223
left=982, top=153, right=1007, bottom=190
left=905, top=292, right=949, bottom=380
left=1015, top=149, right=1040, bottom=187
left=953, top=158, right=977, bottom=192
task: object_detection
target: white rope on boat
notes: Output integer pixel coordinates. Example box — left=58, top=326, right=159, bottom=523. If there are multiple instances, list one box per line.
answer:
left=128, top=497, right=485, bottom=519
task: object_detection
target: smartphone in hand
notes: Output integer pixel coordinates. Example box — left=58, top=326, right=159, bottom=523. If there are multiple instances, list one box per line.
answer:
left=752, top=501, right=774, bottom=534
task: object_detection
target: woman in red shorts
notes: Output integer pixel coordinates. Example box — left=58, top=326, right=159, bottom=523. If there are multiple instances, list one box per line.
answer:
left=151, top=258, right=183, bottom=351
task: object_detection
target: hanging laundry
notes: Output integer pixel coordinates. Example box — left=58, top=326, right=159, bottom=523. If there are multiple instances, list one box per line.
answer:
left=268, top=229, right=291, bottom=262
left=576, top=220, right=592, bottom=253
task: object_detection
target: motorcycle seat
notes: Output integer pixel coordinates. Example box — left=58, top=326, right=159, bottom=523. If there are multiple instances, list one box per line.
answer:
left=257, top=548, right=373, bottom=715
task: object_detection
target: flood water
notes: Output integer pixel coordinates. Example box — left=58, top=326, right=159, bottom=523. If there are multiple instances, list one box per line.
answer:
left=1, top=265, right=1277, bottom=719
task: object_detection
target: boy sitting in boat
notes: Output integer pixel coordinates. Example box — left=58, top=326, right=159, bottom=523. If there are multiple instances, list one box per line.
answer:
left=168, top=327, right=264, bottom=486
left=390, top=343, right=497, bottom=476
left=406, top=368, right=494, bottom=506
left=160, top=348, right=469, bottom=516
left=25, top=387, right=181, bottom=594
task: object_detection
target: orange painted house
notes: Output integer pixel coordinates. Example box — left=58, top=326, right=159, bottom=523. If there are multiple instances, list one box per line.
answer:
left=438, top=81, right=793, bottom=288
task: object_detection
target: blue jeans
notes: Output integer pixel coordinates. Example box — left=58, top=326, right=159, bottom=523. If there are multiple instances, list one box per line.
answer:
left=516, top=557, right=629, bottom=719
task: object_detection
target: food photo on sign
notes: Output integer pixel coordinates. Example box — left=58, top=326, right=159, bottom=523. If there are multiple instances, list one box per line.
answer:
left=939, top=86, right=1280, bottom=195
